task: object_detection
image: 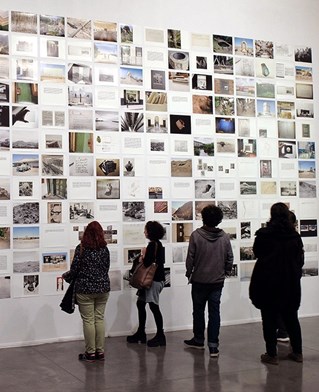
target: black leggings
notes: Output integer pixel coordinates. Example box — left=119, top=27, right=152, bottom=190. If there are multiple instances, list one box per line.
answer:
left=137, top=300, right=163, bottom=332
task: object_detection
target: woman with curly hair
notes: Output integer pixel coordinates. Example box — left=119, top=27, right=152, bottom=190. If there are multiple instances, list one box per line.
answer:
left=127, top=220, right=166, bottom=347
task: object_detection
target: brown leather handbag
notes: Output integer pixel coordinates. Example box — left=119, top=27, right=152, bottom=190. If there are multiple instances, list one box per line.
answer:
left=129, top=243, right=158, bottom=289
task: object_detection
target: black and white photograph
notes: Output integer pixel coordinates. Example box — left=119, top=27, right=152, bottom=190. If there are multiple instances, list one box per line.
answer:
left=240, top=246, right=255, bottom=261
left=192, top=74, right=212, bottom=90
left=299, top=181, right=316, bottom=198
left=68, top=85, right=93, bottom=106
left=296, top=83, right=313, bottom=99
left=278, top=140, right=296, bottom=158
left=151, top=70, right=166, bottom=90
left=40, top=15, right=65, bottom=36
left=47, top=202, right=62, bottom=223
left=121, top=112, right=144, bottom=132
left=238, top=138, right=257, bottom=157
left=213, top=34, right=233, bottom=54
left=120, top=45, right=142, bottom=66
left=0, top=82, right=9, bottom=102
left=296, top=101, right=314, bottom=118
left=214, top=55, right=233, bottom=74
left=68, top=63, right=92, bottom=85
left=23, top=274, right=39, bottom=295
left=69, top=202, right=94, bottom=222
left=96, top=179, right=120, bottom=199
left=95, top=110, right=119, bottom=131
left=218, top=200, right=237, bottom=219
left=145, top=113, right=168, bottom=133
left=260, top=159, right=272, bottom=178
left=14, top=58, right=37, bottom=81
left=12, top=130, right=38, bottom=150
left=168, top=50, right=189, bottom=71
left=280, top=181, right=297, bottom=196
left=42, top=252, right=67, bottom=272
left=122, top=202, right=145, bottom=222
left=93, top=21, right=117, bottom=42
left=300, top=219, right=317, bottom=237
left=18, top=181, right=33, bottom=197
left=0, top=129, right=9, bottom=150
left=11, top=11, right=37, bottom=34
left=13, top=252, right=39, bottom=273
left=42, top=155, right=64, bottom=176
left=195, top=179, right=215, bottom=199
left=41, top=178, right=67, bottom=200
left=12, top=105, right=38, bottom=128
left=241, top=221, right=251, bottom=239
left=120, top=89, right=144, bottom=110
left=295, top=46, right=312, bottom=63
left=277, top=120, right=295, bottom=139
left=67, top=17, right=91, bottom=39
left=240, top=181, right=257, bottom=195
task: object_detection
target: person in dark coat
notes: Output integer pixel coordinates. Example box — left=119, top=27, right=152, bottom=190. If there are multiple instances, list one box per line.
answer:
left=249, top=203, right=304, bottom=365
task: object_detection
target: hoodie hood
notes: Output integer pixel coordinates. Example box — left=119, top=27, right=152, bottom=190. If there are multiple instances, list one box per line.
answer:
left=197, top=226, right=224, bottom=242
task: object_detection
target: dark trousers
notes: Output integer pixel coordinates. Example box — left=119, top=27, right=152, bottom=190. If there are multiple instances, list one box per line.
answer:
left=261, top=307, right=302, bottom=356
left=191, top=282, right=222, bottom=347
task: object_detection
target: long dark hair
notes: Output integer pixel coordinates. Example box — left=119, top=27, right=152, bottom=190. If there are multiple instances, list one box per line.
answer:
left=267, top=202, right=295, bottom=232
left=81, top=221, right=107, bottom=249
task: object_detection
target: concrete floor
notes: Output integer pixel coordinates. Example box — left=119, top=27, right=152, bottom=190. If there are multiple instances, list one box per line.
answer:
left=1, top=316, right=319, bottom=392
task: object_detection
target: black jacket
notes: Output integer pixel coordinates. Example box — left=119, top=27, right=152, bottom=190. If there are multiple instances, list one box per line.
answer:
left=249, top=226, right=304, bottom=310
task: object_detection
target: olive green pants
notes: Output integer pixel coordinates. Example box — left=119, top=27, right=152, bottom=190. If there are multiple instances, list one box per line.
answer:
left=76, top=292, right=109, bottom=354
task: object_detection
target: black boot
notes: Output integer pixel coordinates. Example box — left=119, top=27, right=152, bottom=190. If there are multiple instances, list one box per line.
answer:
left=126, top=329, right=147, bottom=344
left=147, top=331, right=166, bottom=347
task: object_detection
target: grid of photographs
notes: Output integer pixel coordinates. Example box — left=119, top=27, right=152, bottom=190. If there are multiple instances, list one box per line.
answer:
left=0, top=9, right=317, bottom=300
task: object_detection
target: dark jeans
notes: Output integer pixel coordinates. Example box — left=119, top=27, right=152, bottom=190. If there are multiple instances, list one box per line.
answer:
left=261, top=307, right=302, bottom=357
left=191, top=282, right=222, bottom=348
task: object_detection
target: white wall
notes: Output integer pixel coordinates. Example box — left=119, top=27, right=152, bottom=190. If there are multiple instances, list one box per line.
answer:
left=0, top=0, right=319, bottom=348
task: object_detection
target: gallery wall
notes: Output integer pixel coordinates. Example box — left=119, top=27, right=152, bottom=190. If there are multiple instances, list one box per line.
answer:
left=0, top=0, right=319, bottom=348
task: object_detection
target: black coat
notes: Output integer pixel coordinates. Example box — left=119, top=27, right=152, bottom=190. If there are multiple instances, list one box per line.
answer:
left=249, top=226, right=304, bottom=310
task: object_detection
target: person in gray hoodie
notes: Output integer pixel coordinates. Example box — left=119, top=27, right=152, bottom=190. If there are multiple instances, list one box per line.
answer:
left=184, top=204, right=233, bottom=357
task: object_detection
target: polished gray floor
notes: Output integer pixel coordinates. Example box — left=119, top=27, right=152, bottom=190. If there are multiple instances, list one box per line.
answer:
left=1, top=316, right=319, bottom=391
